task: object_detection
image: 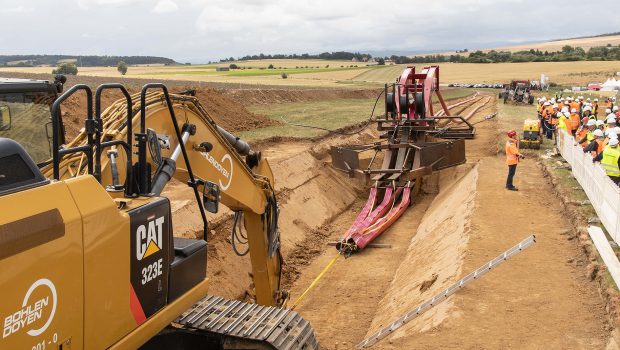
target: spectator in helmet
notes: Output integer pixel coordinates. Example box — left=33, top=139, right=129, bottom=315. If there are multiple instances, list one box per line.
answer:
left=594, top=136, right=620, bottom=185
left=583, top=129, right=605, bottom=157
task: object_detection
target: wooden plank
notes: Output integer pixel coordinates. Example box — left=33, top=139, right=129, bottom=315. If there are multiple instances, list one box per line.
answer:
left=588, top=226, right=620, bottom=290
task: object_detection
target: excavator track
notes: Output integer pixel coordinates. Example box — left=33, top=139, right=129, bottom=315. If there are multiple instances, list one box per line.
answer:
left=170, top=295, right=320, bottom=350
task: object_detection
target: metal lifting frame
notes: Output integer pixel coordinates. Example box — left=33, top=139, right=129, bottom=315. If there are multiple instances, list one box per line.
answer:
left=332, top=66, right=477, bottom=255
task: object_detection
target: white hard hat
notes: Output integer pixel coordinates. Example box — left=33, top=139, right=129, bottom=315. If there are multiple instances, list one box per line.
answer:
left=584, top=106, right=593, bottom=112
left=551, top=98, right=556, bottom=103
left=606, top=108, right=612, bottom=114
left=608, top=113, right=617, bottom=121
left=614, top=106, right=619, bottom=111
left=570, top=108, right=577, bottom=113
left=564, top=112, right=571, bottom=117
left=579, top=96, right=584, bottom=99
left=553, top=104, right=559, bottom=109
left=587, top=120, right=597, bottom=126
left=597, top=120, right=605, bottom=127
left=594, top=98, right=599, bottom=102
left=587, top=98, right=591, bottom=101
left=541, top=97, right=547, bottom=101
left=594, top=129, right=605, bottom=137
left=561, top=107, right=569, bottom=113
left=609, top=138, right=619, bottom=147
left=614, top=126, right=620, bottom=134
left=544, top=102, right=551, bottom=106
left=556, top=112, right=563, bottom=118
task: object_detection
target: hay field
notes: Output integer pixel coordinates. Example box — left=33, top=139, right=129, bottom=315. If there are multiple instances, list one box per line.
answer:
left=353, top=61, right=620, bottom=85
left=2, top=59, right=619, bottom=87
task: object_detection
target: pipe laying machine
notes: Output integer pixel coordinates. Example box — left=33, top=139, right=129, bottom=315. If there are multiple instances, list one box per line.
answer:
left=331, top=65, right=477, bottom=256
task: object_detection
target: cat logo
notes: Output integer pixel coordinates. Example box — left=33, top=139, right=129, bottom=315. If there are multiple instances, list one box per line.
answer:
left=136, top=216, right=165, bottom=261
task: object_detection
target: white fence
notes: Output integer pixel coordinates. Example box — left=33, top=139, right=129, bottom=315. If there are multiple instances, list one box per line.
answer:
left=556, top=130, right=620, bottom=243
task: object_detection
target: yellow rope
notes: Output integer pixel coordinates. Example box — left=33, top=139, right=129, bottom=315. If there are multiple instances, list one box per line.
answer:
left=290, top=253, right=341, bottom=310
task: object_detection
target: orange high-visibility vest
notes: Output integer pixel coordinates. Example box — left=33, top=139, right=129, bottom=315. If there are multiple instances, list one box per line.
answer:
left=569, top=113, right=580, bottom=129
left=591, top=139, right=604, bottom=157
left=506, top=139, right=520, bottom=165
left=577, top=128, right=588, bottom=146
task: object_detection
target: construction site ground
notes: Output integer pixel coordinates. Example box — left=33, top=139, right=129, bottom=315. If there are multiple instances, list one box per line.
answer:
left=285, top=94, right=610, bottom=349
left=46, top=73, right=614, bottom=348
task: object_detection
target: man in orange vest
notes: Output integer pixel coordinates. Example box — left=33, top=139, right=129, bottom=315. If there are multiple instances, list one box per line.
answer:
left=506, top=130, right=525, bottom=191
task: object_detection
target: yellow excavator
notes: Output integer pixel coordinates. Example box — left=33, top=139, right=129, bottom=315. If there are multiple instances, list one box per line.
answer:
left=0, top=76, right=318, bottom=349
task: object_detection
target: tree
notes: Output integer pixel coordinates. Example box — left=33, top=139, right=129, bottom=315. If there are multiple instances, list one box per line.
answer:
left=117, top=61, right=128, bottom=75
left=281, top=73, right=288, bottom=79
left=229, top=63, right=239, bottom=69
left=377, top=58, right=385, bottom=65
left=268, top=64, right=275, bottom=69
left=52, top=62, right=78, bottom=75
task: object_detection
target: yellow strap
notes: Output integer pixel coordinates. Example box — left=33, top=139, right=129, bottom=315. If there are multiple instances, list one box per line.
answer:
left=290, top=253, right=341, bottom=310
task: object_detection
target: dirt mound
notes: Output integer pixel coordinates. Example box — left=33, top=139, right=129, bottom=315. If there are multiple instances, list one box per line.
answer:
left=367, top=164, right=478, bottom=344
left=0, top=72, right=278, bottom=139
left=219, top=88, right=381, bottom=105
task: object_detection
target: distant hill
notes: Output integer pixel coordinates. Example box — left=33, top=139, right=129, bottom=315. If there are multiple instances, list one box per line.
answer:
left=434, top=34, right=620, bottom=57
left=1, top=55, right=177, bottom=67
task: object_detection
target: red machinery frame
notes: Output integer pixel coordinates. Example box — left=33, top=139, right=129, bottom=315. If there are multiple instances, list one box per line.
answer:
left=334, top=65, right=473, bottom=256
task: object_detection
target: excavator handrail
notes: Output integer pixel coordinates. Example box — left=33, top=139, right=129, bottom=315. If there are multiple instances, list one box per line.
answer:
left=95, top=83, right=136, bottom=196
left=51, top=84, right=95, bottom=180
left=139, top=84, right=209, bottom=240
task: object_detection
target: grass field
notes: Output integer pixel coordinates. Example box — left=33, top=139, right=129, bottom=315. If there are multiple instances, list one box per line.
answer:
left=2, top=59, right=620, bottom=88
left=241, top=98, right=381, bottom=140
left=240, top=88, right=473, bottom=141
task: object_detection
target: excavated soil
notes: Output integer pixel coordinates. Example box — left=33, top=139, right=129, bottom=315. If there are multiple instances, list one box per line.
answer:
left=0, top=72, right=279, bottom=139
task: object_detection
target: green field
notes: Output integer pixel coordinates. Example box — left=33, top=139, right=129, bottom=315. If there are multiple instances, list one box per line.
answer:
left=241, top=98, right=382, bottom=140
left=240, top=88, right=473, bottom=141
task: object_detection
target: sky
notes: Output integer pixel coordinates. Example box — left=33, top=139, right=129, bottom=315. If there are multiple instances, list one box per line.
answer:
left=1, top=0, right=620, bottom=63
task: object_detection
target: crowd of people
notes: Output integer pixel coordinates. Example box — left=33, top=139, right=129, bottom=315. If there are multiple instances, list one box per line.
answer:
left=536, top=95, right=620, bottom=184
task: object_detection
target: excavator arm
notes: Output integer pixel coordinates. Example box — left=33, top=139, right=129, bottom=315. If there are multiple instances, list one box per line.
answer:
left=42, top=85, right=284, bottom=307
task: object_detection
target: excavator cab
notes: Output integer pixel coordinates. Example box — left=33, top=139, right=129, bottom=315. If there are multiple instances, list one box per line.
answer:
left=0, top=80, right=318, bottom=350
left=0, top=76, right=66, bottom=166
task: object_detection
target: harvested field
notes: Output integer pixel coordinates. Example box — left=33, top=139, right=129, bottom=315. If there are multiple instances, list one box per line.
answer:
left=354, top=61, right=620, bottom=85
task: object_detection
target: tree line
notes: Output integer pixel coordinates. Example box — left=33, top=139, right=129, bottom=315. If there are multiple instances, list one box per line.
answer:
left=220, top=51, right=372, bottom=62
left=1, top=55, right=176, bottom=67
left=386, top=45, right=620, bottom=64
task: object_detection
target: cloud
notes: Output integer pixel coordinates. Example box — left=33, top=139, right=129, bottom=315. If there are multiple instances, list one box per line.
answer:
left=152, top=0, right=178, bottom=13
left=4, top=6, right=34, bottom=13
left=77, top=0, right=149, bottom=10
left=1, top=0, right=619, bottom=62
